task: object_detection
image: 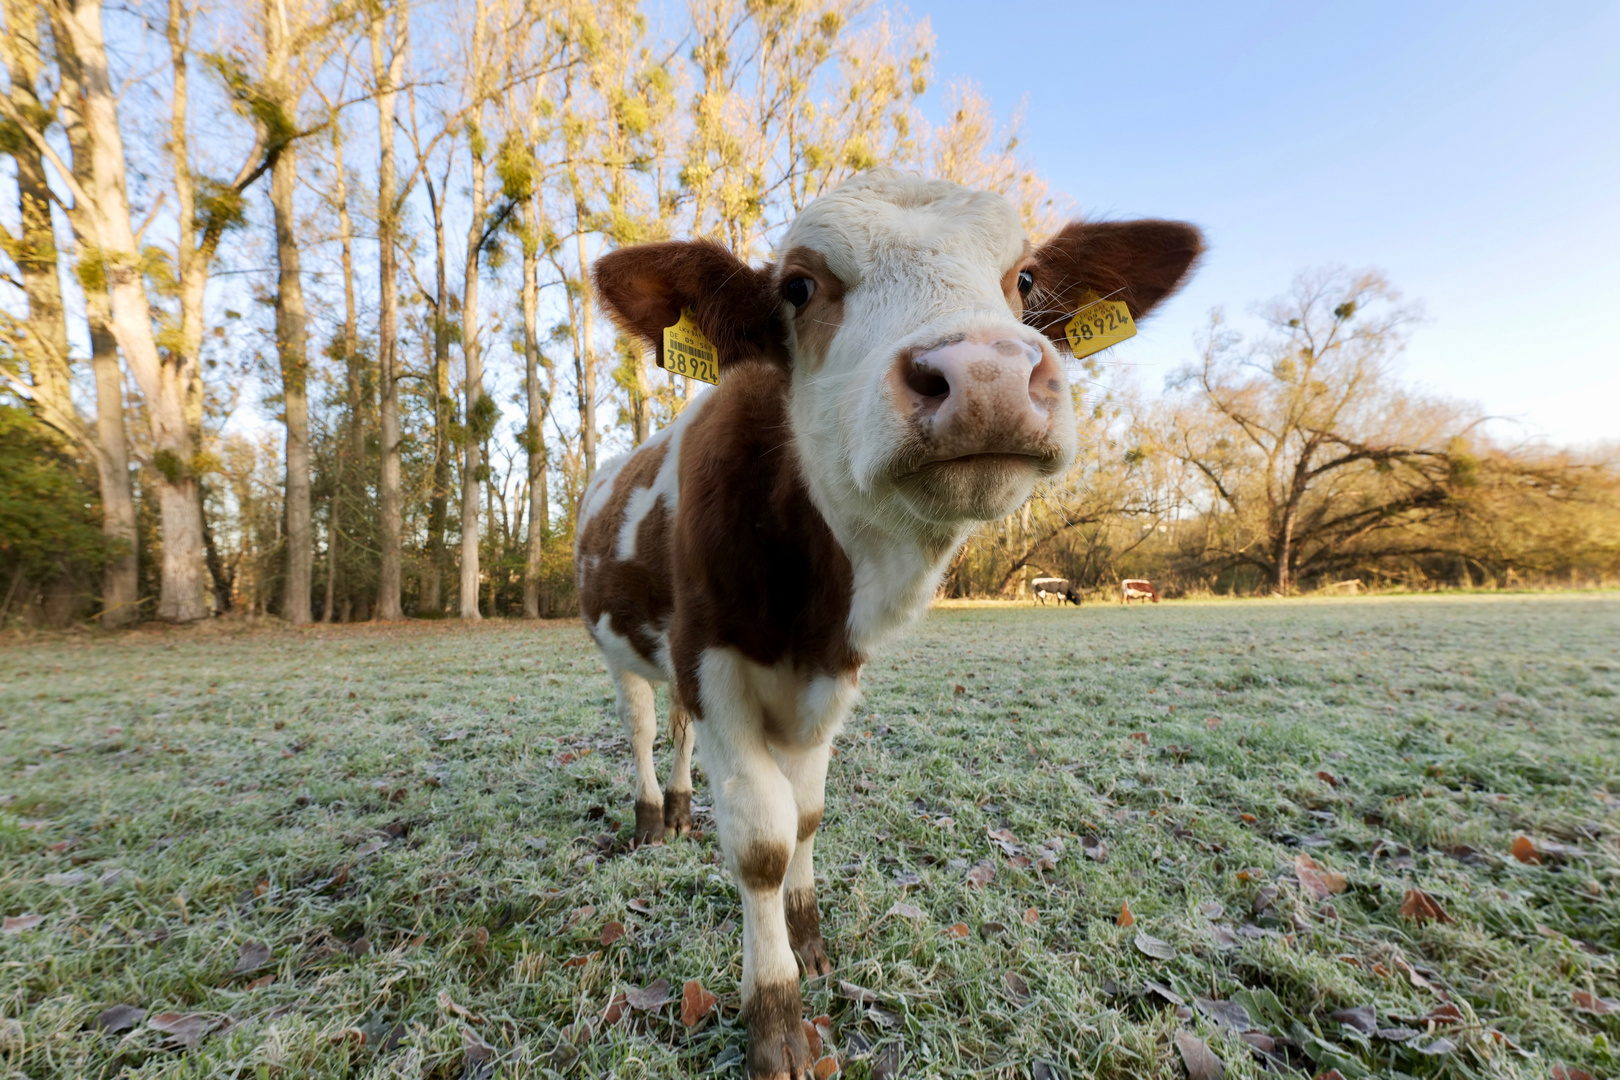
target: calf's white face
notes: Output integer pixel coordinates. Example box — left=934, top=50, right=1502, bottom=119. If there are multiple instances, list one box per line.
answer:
left=779, top=171, right=1076, bottom=528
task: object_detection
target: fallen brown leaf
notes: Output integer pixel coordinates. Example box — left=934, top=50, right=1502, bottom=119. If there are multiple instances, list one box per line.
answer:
left=945, top=922, right=969, bottom=939
left=1116, top=900, right=1135, bottom=927
left=1510, top=835, right=1542, bottom=864
left=625, top=978, right=671, bottom=1011
left=1003, top=971, right=1030, bottom=1001
left=1572, top=990, right=1618, bottom=1015
left=562, top=952, right=599, bottom=968
left=93, top=1004, right=146, bottom=1034
left=681, top=980, right=718, bottom=1027
left=1422, top=1002, right=1465, bottom=1026
left=837, top=980, right=878, bottom=1004
left=602, top=992, right=629, bottom=1026
left=247, top=974, right=275, bottom=990
left=148, top=1012, right=213, bottom=1047
left=965, top=862, right=996, bottom=888
left=1022, top=906, right=1039, bottom=926
left=1312, top=1072, right=1348, bottom=1080
left=600, top=921, right=625, bottom=945
left=2, top=914, right=43, bottom=933
left=886, top=901, right=925, bottom=921
left=802, top=1019, right=823, bottom=1058
left=1316, top=770, right=1339, bottom=787
left=234, top=940, right=272, bottom=974
left=1552, top=1066, right=1596, bottom=1080
left=1398, top=888, right=1454, bottom=923
left=813, top=1055, right=840, bottom=1079
left=1134, top=931, right=1175, bottom=960
left=1174, top=1030, right=1225, bottom=1080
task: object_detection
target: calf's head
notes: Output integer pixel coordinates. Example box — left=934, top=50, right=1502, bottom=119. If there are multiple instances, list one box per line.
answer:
left=595, top=169, right=1202, bottom=531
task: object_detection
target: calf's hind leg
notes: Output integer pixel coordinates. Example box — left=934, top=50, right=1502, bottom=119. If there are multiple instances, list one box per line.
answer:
left=664, top=701, right=695, bottom=838
left=612, top=670, right=665, bottom=846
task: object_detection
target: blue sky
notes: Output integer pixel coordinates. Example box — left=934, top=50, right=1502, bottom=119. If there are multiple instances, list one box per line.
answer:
left=918, top=1, right=1620, bottom=447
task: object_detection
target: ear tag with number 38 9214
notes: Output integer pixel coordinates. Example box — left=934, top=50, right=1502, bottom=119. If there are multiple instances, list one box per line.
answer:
left=661, top=306, right=720, bottom=385
left=1063, top=291, right=1136, bottom=360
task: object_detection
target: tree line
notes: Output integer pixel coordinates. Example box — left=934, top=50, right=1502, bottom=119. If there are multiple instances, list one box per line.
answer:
left=1, top=0, right=1615, bottom=628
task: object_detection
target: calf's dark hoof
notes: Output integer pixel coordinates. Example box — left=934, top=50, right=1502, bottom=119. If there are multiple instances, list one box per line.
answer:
left=745, top=983, right=813, bottom=1080
left=663, top=789, right=692, bottom=839
left=632, top=799, right=664, bottom=847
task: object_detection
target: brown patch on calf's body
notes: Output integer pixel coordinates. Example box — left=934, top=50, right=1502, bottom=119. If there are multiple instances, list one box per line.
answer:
left=669, top=361, right=860, bottom=719
left=737, top=840, right=792, bottom=892
left=785, top=888, right=832, bottom=977
left=796, top=808, right=823, bottom=843
left=577, top=440, right=672, bottom=667
left=777, top=247, right=847, bottom=369
left=745, top=982, right=813, bottom=1079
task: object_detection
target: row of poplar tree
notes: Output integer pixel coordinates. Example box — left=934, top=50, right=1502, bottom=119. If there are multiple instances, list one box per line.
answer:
left=2, top=0, right=1062, bottom=625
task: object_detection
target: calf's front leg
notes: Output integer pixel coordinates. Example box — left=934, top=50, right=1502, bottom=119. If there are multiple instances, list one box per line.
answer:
left=777, top=741, right=833, bottom=977
left=664, top=701, right=695, bottom=838
left=693, top=679, right=813, bottom=1078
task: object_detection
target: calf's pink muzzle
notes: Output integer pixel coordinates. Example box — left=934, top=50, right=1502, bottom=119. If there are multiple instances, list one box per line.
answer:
left=897, top=333, right=1066, bottom=461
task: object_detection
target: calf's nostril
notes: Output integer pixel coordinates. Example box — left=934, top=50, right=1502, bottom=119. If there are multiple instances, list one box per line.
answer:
left=905, top=364, right=950, bottom=399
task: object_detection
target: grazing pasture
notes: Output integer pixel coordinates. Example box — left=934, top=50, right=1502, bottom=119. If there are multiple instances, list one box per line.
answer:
left=1, top=594, right=1617, bottom=1079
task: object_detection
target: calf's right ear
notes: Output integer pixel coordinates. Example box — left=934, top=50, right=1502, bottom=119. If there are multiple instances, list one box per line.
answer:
left=594, top=241, right=786, bottom=371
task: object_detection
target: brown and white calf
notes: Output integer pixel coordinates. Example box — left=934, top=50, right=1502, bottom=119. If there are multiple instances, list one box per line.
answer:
left=1121, top=578, right=1161, bottom=603
left=1031, top=576, right=1082, bottom=606
left=577, top=169, right=1199, bottom=1078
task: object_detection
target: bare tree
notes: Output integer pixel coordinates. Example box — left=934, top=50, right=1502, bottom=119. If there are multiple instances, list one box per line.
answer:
left=368, top=0, right=406, bottom=619
left=1158, top=269, right=1467, bottom=593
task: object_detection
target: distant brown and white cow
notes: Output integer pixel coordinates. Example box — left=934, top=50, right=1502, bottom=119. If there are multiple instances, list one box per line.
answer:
left=577, top=169, right=1200, bottom=1078
left=1121, top=578, right=1161, bottom=604
left=1031, top=576, right=1083, bottom=605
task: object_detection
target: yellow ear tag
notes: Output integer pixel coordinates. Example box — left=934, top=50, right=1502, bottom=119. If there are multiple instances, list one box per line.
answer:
left=660, top=306, right=719, bottom=385
left=1064, top=291, right=1136, bottom=359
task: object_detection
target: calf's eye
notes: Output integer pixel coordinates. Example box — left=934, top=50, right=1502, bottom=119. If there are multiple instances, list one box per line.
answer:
left=783, top=276, right=815, bottom=308
left=1017, top=269, right=1034, bottom=296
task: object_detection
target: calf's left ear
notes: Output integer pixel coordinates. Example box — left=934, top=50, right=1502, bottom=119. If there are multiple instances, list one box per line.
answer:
left=1023, top=220, right=1204, bottom=345
left=594, top=240, right=786, bottom=371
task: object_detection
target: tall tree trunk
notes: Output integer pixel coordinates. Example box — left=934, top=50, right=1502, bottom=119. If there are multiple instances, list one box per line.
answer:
left=42, top=0, right=210, bottom=621
left=7, top=0, right=138, bottom=625
left=572, top=201, right=597, bottom=482
left=423, top=176, right=452, bottom=614
left=370, top=0, right=406, bottom=619
left=269, top=141, right=312, bottom=623
left=520, top=197, right=549, bottom=619
left=326, top=120, right=363, bottom=622
left=459, top=131, right=487, bottom=621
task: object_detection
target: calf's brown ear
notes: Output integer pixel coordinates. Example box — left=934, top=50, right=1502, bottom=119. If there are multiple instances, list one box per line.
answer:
left=1024, top=220, right=1205, bottom=346
left=594, top=240, right=786, bottom=371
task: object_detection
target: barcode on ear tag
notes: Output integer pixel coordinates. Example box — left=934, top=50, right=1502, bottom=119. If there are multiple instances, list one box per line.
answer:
left=1064, top=291, right=1136, bottom=359
left=661, top=306, right=719, bottom=385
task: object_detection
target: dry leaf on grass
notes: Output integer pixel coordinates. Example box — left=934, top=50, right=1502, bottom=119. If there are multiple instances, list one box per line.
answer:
left=1134, top=931, right=1176, bottom=960
left=1174, top=1031, right=1225, bottom=1080
left=600, top=921, right=624, bottom=945
left=871, top=1042, right=901, bottom=1079
left=234, top=941, right=272, bottom=973
left=837, top=980, right=877, bottom=1004
left=1116, top=900, right=1135, bottom=927
left=148, top=1012, right=213, bottom=1047
left=813, top=1055, right=840, bottom=1079
left=44, top=871, right=86, bottom=887
left=680, top=980, right=717, bottom=1027
left=1329, top=1005, right=1376, bottom=1033
left=965, top=862, right=996, bottom=888
left=945, top=922, right=970, bottom=939
left=1294, top=854, right=1348, bottom=898
left=1398, top=888, right=1454, bottom=923
left=2, top=914, right=43, bottom=933
left=1573, top=991, right=1618, bottom=1015
left=1003, top=972, right=1030, bottom=1001
left=93, top=1005, right=146, bottom=1034
left=1022, top=906, right=1039, bottom=925
left=625, top=978, right=671, bottom=1011
left=602, top=993, right=629, bottom=1026
left=438, top=992, right=482, bottom=1022
left=1552, top=1066, right=1596, bottom=1080
left=885, top=901, right=925, bottom=921
left=802, top=1019, right=823, bottom=1058
left=987, top=828, right=1021, bottom=856
left=246, top=974, right=275, bottom=990
left=1510, top=835, right=1542, bottom=864
left=1312, top=1072, right=1348, bottom=1080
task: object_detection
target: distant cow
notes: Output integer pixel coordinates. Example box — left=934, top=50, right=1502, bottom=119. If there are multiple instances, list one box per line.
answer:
left=1031, top=577, right=1082, bottom=605
left=576, top=169, right=1201, bottom=1078
left=1120, top=578, right=1160, bottom=604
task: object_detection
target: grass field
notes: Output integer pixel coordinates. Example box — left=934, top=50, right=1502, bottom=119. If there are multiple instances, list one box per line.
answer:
left=2, top=594, right=1618, bottom=1079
